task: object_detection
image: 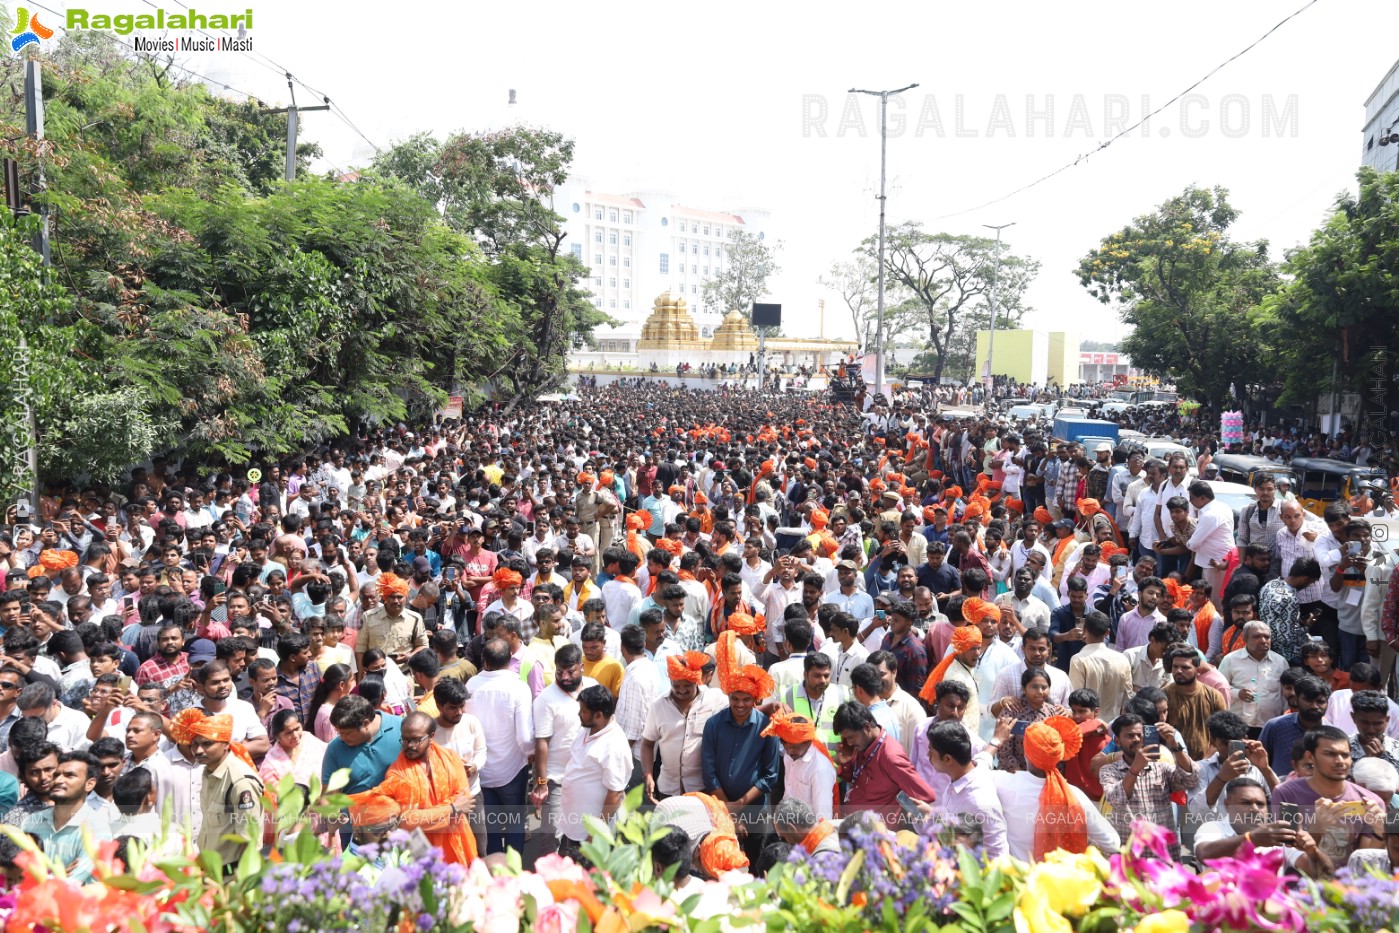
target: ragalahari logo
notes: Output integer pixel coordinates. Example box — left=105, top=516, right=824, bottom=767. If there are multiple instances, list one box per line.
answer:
left=11, top=7, right=54, bottom=52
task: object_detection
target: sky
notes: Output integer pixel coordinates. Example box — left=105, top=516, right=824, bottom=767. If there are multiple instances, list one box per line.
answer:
left=69, top=0, right=1399, bottom=345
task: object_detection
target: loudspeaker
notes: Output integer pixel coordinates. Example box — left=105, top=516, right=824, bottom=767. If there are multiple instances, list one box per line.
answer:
left=751, top=303, right=782, bottom=328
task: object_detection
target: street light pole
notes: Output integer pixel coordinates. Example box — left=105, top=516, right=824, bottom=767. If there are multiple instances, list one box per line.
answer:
left=982, top=222, right=1014, bottom=405
left=851, top=83, right=917, bottom=404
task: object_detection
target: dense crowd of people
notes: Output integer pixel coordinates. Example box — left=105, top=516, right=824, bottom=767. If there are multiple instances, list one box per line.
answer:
left=0, top=381, right=1395, bottom=888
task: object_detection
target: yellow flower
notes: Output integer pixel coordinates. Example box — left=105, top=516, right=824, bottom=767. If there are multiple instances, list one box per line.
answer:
left=1135, top=909, right=1190, bottom=933
left=1026, top=854, right=1102, bottom=917
left=1014, top=885, right=1073, bottom=933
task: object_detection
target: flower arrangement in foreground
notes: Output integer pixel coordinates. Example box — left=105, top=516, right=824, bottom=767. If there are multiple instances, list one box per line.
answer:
left=0, top=774, right=1395, bottom=933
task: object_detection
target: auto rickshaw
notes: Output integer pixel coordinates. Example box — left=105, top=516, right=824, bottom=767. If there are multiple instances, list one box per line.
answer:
left=1289, top=457, right=1387, bottom=517
left=1212, top=454, right=1297, bottom=490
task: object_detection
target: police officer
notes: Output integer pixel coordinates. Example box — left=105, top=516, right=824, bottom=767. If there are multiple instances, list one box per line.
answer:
left=188, top=711, right=264, bottom=872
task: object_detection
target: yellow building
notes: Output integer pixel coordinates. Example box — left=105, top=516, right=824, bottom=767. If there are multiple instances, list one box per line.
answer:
left=974, top=330, right=1080, bottom=387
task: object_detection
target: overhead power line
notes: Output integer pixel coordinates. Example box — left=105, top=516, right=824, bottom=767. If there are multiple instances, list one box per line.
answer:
left=935, top=0, right=1322, bottom=220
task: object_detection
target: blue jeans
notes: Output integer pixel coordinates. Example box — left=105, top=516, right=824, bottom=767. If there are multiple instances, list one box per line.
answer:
left=482, top=765, right=529, bottom=856
left=1338, top=630, right=1369, bottom=673
left=1155, top=551, right=1189, bottom=579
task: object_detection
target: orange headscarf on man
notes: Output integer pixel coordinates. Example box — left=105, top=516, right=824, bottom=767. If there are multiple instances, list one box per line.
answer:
left=763, top=710, right=840, bottom=814
left=666, top=651, right=709, bottom=684
left=186, top=710, right=256, bottom=769
left=1023, top=716, right=1086, bottom=860
left=919, top=625, right=983, bottom=703
left=378, top=573, right=410, bottom=598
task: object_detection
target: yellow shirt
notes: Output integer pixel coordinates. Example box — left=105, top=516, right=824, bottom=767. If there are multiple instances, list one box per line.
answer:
left=583, top=656, right=625, bottom=697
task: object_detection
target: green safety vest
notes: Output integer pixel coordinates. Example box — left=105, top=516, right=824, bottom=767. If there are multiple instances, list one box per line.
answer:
left=783, top=684, right=848, bottom=756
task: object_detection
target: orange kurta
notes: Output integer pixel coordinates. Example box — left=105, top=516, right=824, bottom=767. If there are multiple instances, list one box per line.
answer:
left=374, top=742, right=478, bottom=864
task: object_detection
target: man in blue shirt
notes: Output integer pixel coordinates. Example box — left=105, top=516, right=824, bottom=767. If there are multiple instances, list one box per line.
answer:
left=701, top=666, right=779, bottom=844
left=322, top=695, right=404, bottom=794
left=916, top=543, right=961, bottom=610
left=1258, top=674, right=1330, bottom=776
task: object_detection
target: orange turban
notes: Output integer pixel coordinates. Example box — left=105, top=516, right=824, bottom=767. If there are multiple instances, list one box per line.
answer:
left=922, top=506, right=939, bottom=524
left=693, top=492, right=708, bottom=505
left=1076, top=498, right=1102, bottom=517
left=577, top=472, right=597, bottom=485
left=962, top=597, right=1001, bottom=625
left=930, top=470, right=944, bottom=480
left=378, top=572, right=410, bottom=597
left=804, top=457, right=818, bottom=470
left=1023, top=717, right=1087, bottom=860
left=943, top=486, right=963, bottom=501
left=492, top=568, right=523, bottom=590
left=725, top=612, right=762, bottom=636
left=1006, top=498, right=1025, bottom=514
left=667, top=650, right=709, bottom=683
left=697, top=832, right=749, bottom=877
left=183, top=710, right=255, bottom=769
left=809, top=509, right=829, bottom=529
left=191, top=713, right=234, bottom=743
left=348, top=792, right=401, bottom=829
left=626, top=512, right=649, bottom=532
left=1099, top=543, right=1124, bottom=561
left=599, top=470, right=615, bottom=487
left=919, top=625, right=983, bottom=703
left=1164, top=578, right=1190, bottom=610
left=759, top=460, right=775, bottom=476
left=722, top=663, right=774, bottom=701
left=37, top=549, right=79, bottom=572
left=170, top=707, right=206, bottom=745
left=762, top=709, right=819, bottom=745
left=963, top=501, right=985, bottom=520
left=1033, top=507, right=1053, bottom=525
left=888, top=473, right=905, bottom=485
left=656, top=537, right=683, bottom=557
left=816, top=534, right=839, bottom=558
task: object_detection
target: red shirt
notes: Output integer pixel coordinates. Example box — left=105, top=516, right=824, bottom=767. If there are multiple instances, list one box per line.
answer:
left=1065, top=718, right=1111, bottom=801
left=839, top=730, right=937, bottom=832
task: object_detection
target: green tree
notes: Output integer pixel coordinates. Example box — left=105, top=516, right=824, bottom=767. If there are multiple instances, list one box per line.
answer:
left=1259, top=167, right=1399, bottom=411
left=701, top=230, right=781, bottom=330
left=868, top=224, right=1037, bottom=385
left=377, top=126, right=609, bottom=407
left=1076, top=185, right=1279, bottom=414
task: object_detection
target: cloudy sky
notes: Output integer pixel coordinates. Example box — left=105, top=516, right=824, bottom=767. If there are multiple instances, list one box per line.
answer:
left=109, top=0, right=1399, bottom=343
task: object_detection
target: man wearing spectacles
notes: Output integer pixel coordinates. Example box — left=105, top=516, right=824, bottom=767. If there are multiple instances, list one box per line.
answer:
left=355, top=711, right=476, bottom=865
left=0, top=668, right=23, bottom=753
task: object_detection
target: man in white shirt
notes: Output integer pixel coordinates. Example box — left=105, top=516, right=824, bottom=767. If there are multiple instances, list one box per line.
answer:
left=993, top=721, right=1120, bottom=862
left=613, top=625, right=663, bottom=787
left=767, top=619, right=815, bottom=694
left=926, top=719, right=1008, bottom=857
left=528, top=644, right=596, bottom=861
left=1129, top=459, right=1166, bottom=559
left=432, top=678, right=489, bottom=853
left=764, top=711, right=837, bottom=820
left=1187, top=481, right=1237, bottom=609
left=988, top=628, right=1071, bottom=710
left=822, top=612, right=869, bottom=687
left=996, top=569, right=1053, bottom=632
left=465, top=638, right=535, bottom=856
left=1217, top=621, right=1287, bottom=731
left=556, top=685, right=633, bottom=857
left=640, top=654, right=728, bottom=800
left=756, top=558, right=803, bottom=666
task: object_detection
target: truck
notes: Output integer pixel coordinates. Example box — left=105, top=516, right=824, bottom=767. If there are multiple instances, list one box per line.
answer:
left=1052, top=416, right=1120, bottom=451
left=1099, top=388, right=1179, bottom=414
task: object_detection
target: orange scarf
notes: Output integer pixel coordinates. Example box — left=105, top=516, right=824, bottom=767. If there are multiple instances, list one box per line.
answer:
left=1193, top=603, right=1217, bottom=651
left=1024, top=718, right=1086, bottom=860
left=799, top=819, right=836, bottom=855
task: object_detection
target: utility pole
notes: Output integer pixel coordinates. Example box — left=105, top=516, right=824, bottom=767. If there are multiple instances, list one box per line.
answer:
left=850, top=83, right=917, bottom=405
left=15, top=60, right=47, bottom=515
left=982, top=222, right=1015, bottom=406
left=264, top=76, right=329, bottom=182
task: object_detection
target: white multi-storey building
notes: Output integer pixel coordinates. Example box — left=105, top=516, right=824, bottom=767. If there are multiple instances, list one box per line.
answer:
left=1362, top=59, right=1399, bottom=172
left=553, top=181, right=771, bottom=354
